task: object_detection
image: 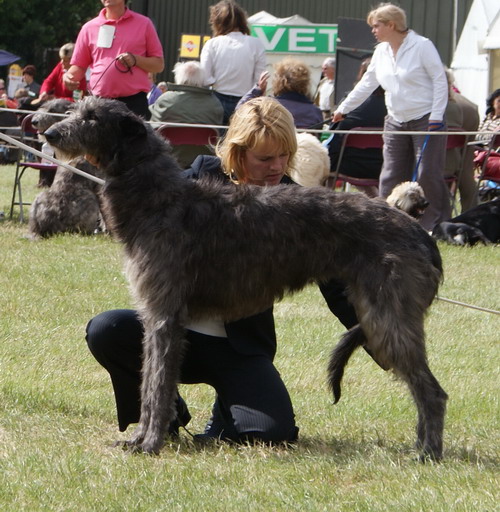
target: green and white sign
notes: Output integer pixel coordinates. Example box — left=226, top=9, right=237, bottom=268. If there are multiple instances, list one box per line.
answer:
left=251, top=24, right=338, bottom=54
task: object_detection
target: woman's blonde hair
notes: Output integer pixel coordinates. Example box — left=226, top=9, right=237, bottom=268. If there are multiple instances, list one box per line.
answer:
left=209, top=1, right=250, bottom=36
left=367, top=3, right=408, bottom=33
left=272, top=57, right=312, bottom=97
left=216, top=97, right=297, bottom=182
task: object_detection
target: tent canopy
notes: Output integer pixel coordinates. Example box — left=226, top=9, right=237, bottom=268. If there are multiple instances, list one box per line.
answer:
left=0, top=50, right=20, bottom=66
left=247, top=10, right=312, bottom=25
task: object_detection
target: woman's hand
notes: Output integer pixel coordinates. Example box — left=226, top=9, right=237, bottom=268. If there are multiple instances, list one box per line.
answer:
left=331, top=110, right=345, bottom=123
left=257, top=71, right=269, bottom=93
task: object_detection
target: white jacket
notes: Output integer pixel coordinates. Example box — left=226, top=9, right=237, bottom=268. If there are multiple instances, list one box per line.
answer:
left=338, top=30, right=447, bottom=123
left=201, top=32, right=267, bottom=97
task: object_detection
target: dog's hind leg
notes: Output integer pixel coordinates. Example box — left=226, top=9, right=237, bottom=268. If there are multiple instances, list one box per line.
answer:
left=401, top=363, right=448, bottom=461
left=125, top=317, right=186, bottom=454
left=386, top=321, right=448, bottom=461
left=361, top=302, right=447, bottom=461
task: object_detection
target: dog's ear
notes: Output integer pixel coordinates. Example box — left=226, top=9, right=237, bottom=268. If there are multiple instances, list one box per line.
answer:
left=107, top=115, right=149, bottom=174
left=119, top=115, right=148, bottom=141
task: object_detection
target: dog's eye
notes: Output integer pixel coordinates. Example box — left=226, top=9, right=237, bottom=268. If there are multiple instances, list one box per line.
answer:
left=82, top=116, right=97, bottom=125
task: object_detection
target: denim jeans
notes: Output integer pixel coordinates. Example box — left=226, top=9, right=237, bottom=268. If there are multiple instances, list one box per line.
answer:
left=213, top=91, right=241, bottom=125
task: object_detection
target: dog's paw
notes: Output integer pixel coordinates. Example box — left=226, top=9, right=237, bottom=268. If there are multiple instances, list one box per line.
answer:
left=136, top=441, right=162, bottom=456
left=418, top=447, right=443, bottom=463
left=113, top=438, right=159, bottom=455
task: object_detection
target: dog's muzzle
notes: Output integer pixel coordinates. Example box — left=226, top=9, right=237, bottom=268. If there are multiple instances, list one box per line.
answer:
left=43, top=127, right=61, bottom=145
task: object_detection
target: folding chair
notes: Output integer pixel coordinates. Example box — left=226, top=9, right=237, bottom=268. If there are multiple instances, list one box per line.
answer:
left=443, top=128, right=468, bottom=215
left=327, top=127, right=383, bottom=193
left=156, top=125, right=219, bottom=169
left=9, top=114, right=58, bottom=222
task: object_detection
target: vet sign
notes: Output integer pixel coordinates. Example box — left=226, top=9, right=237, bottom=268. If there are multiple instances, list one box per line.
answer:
left=251, top=24, right=338, bottom=54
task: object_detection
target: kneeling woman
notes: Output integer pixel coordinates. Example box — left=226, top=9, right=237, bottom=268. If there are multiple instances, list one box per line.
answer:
left=86, top=97, right=356, bottom=444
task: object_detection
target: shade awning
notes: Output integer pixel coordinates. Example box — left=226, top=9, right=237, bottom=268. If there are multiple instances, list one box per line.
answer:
left=0, top=50, right=20, bottom=66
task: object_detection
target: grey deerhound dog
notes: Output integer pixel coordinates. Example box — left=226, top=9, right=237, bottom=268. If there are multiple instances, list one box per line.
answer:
left=44, top=97, right=448, bottom=460
left=29, top=99, right=103, bottom=238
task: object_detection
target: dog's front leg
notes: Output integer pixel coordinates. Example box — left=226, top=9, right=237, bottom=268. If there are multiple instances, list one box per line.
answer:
left=128, top=317, right=186, bottom=454
left=120, top=325, right=154, bottom=449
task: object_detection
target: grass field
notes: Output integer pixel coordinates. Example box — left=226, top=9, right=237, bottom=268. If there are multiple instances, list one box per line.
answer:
left=0, top=164, right=499, bottom=511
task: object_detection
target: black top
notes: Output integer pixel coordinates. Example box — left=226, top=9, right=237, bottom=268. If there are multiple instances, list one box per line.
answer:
left=327, top=93, right=387, bottom=179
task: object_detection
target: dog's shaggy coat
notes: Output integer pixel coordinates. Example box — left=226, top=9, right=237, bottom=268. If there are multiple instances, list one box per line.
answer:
left=29, top=99, right=103, bottom=238
left=45, top=97, right=448, bottom=459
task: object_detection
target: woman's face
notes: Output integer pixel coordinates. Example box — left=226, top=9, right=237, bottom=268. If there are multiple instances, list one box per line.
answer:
left=371, top=20, right=394, bottom=42
left=240, top=139, right=290, bottom=187
left=493, top=96, right=500, bottom=117
left=22, top=73, right=33, bottom=85
left=61, top=57, right=71, bottom=70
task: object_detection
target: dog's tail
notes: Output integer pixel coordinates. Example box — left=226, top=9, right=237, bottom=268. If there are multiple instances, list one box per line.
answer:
left=328, top=325, right=367, bottom=404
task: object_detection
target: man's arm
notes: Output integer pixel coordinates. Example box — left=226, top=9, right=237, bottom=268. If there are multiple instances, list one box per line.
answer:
left=63, top=65, right=86, bottom=91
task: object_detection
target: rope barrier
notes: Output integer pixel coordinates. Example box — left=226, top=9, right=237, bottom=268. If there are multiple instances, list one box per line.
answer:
left=436, top=296, right=500, bottom=316
left=0, top=131, right=105, bottom=185
left=0, top=106, right=495, bottom=136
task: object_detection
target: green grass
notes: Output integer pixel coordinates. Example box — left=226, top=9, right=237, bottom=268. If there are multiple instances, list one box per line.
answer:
left=0, top=164, right=499, bottom=511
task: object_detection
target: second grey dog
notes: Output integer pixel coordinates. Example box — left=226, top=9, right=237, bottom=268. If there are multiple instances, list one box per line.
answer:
left=29, top=99, right=103, bottom=238
left=44, top=97, right=447, bottom=460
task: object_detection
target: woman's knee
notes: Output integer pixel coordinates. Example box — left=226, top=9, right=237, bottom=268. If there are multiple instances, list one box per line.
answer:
left=85, top=309, right=143, bottom=359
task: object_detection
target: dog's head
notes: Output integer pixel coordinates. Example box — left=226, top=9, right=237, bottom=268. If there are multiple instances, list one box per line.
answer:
left=32, top=99, right=75, bottom=133
left=387, top=181, right=429, bottom=219
left=43, top=96, right=152, bottom=176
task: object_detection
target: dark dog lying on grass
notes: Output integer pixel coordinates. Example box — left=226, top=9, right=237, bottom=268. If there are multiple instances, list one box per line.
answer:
left=432, top=199, right=500, bottom=245
left=29, top=99, right=104, bottom=238
left=44, top=97, right=447, bottom=460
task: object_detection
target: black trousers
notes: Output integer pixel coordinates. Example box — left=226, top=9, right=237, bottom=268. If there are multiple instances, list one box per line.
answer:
left=113, top=91, right=150, bottom=120
left=86, top=309, right=298, bottom=443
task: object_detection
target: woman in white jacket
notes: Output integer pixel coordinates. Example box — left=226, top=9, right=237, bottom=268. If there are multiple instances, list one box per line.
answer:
left=333, top=2, right=451, bottom=230
left=201, top=1, right=267, bottom=124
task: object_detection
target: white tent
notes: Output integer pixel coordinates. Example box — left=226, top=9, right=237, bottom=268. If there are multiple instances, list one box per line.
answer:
left=483, top=9, right=500, bottom=49
left=451, top=0, right=500, bottom=116
left=247, top=10, right=312, bottom=26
